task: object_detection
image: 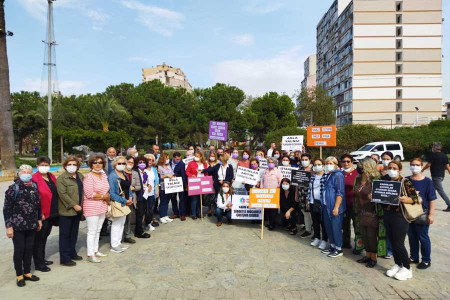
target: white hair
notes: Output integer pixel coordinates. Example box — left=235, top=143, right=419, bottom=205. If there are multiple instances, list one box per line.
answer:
left=18, top=164, right=33, bottom=175
left=111, top=156, right=127, bottom=169
left=126, top=147, right=136, bottom=156
left=186, top=150, right=194, bottom=156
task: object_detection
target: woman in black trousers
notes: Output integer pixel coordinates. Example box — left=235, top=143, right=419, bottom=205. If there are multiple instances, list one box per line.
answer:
left=3, top=165, right=42, bottom=287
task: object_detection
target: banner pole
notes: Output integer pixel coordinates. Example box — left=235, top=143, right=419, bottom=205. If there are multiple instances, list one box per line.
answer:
left=200, top=194, right=203, bottom=222
left=320, top=146, right=323, bottom=159
left=261, top=208, right=264, bottom=240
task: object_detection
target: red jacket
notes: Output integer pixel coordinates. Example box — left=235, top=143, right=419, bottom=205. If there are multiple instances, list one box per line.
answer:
left=186, top=161, right=208, bottom=177
left=32, top=172, right=57, bottom=219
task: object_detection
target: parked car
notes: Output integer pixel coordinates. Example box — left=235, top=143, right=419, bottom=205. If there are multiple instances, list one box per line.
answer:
left=350, top=141, right=404, bottom=162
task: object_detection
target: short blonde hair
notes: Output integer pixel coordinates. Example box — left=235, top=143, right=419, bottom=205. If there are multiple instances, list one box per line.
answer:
left=325, top=156, right=339, bottom=166
left=358, top=158, right=380, bottom=180
left=221, top=153, right=230, bottom=162
left=111, top=156, right=127, bottom=169
left=144, top=154, right=156, bottom=162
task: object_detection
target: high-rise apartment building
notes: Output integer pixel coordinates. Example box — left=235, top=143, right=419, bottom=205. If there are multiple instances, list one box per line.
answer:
left=142, top=63, right=192, bottom=92
left=316, top=0, right=443, bottom=127
left=301, top=54, right=317, bottom=90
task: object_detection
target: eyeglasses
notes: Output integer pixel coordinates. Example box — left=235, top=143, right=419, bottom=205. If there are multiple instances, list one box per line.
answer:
left=342, top=160, right=352, bottom=163
left=117, top=163, right=126, bottom=165
left=148, top=159, right=154, bottom=161
left=92, top=161, right=103, bottom=165
left=67, top=164, right=77, bottom=166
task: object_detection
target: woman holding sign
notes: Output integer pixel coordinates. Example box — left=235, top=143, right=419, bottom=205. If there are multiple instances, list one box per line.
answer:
left=204, top=152, right=220, bottom=216
left=382, top=161, right=419, bottom=281
left=215, top=182, right=233, bottom=226
left=260, top=158, right=282, bottom=230
left=321, top=156, right=346, bottom=258
left=157, top=153, right=175, bottom=224
left=186, top=151, right=208, bottom=219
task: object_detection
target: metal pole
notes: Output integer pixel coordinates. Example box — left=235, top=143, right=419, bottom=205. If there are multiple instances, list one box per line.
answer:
left=47, top=0, right=53, bottom=162
left=416, top=110, right=419, bottom=126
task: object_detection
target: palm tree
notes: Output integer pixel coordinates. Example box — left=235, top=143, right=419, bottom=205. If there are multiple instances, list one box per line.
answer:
left=0, top=1, right=17, bottom=176
left=91, top=95, right=128, bottom=132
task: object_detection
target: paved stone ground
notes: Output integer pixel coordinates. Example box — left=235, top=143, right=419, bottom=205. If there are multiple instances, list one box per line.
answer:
left=0, top=165, right=449, bottom=299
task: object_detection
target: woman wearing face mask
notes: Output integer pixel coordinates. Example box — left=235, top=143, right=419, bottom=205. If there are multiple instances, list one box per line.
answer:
left=157, top=153, right=176, bottom=224
left=260, top=157, right=282, bottom=230
left=4, top=164, right=42, bottom=287
left=307, top=159, right=329, bottom=250
left=202, top=153, right=234, bottom=202
left=203, top=152, right=220, bottom=216
left=186, top=151, right=208, bottom=219
left=255, top=151, right=265, bottom=162
left=244, top=158, right=263, bottom=192
left=233, top=150, right=251, bottom=194
left=298, top=153, right=313, bottom=238
left=280, top=155, right=291, bottom=167
left=380, top=151, right=394, bottom=176
left=83, top=155, right=110, bottom=263
left=353, top=158, right=381, bottom=268
left=123, top=157, right=138, bottom=244
left=31, top=157, right=57, bottom=272
left=272, top=150, right=282, bottom=166
left=280, top=179, right=299, bottom=235
left=57, top=156, right=84, bottom=267
left=289, top=152, right=299, bottom=167
left=215, top=182, right=233, bottom=226
left=238, top=150, right=251, bottom=169
left=228, top=148, right=240, bottom=177
left=340, top=154, right=359, bottom=253
left=321, top=156, right=346, bottom=258
left=407, top=158, right=437, bottom=270
left=382, top=161, right=419, bottom=281
left=138, top=156, right=159, bottom=230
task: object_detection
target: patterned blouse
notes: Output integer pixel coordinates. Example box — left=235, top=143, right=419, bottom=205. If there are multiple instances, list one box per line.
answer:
left=83, top=172, right=110, bottom=217
left=3, top=180, right=42, bottom=231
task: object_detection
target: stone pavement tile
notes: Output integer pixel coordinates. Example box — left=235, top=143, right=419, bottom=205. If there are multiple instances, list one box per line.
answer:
left=199, top=289, right=219, bottom=299
left=266, top=290, right=286, bottom=299
left=165, top=289, right=184, bottom=299
left=250, top=288, right=268, bottom=299
left=183, top=290, right=201, bottom=299
left=289, top=290, right=302, bottom=298
left=349, top=290, right=363, bottom=299
left=395, top=290, right=411, bottom=299
left=300, top=289, right=319, bottom=300
left=414, top=290, right=441, bottom=299
left=382, top=295, right=403, bottom=300
left=234, top=289, right=251, bottom=299
left=150, top=289, right=168, bottom=299
left=315, top=289, right=329, bottom=300
left=334, top=289, right=353, bottom=300
left=365, top=290, right=384, bottom=300
left=431, top=291, right=448, bottom=300
left=404, top=291, right=419, bottom=299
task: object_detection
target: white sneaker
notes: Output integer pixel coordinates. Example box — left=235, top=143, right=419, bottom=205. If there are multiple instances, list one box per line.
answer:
left=310, top=238, right=320, bottom=247
left=110, top=246, right=125, bottom=253
left=88, top=256, right=101, bottom=263
left=394, top=267, right=413, bottom=281
left=318, top=240, right=328, bottom=250
left=95, top=251, right=107, bottom=257
left=120, top=244, right=129, bottom=250
left=386, top=264, right=401, bottom=278
left=164, top=216, right=173, bottom=223
left=149, top=225, right=156, bottom=231
left=160, top=217, right=168, bottom=224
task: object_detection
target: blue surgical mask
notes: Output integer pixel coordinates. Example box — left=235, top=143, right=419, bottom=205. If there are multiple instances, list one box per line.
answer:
left=20, top=174, right=32, bottom=183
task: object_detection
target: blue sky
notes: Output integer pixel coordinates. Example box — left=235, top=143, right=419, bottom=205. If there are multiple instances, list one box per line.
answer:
left=5, top=0, right=450, bottom=100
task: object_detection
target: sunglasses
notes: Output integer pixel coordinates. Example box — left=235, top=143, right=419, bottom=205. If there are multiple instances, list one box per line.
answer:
left=342, top=160, right=352, bottom=163
left=117, top=163, right=126, bottom=165
left=92, top=161, right=103, bottom=165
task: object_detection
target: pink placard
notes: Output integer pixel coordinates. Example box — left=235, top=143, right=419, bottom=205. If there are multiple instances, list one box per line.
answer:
left=188, top=176, right=214, bottom=196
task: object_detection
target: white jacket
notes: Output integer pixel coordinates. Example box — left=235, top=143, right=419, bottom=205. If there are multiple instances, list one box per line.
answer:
left=216, top=193, right=232, bottom=211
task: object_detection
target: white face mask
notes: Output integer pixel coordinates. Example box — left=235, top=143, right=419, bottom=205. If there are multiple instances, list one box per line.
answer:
left=410, top=166, right=421, bottom=174
left=301, top=161, right=310, bottom=168
left=282, top=184, right=290, bottom=191
left=282, top=161, right=289, bottom=166
left=325, top=165, right=335, bottom=173
left=126, top=164, right=134, bottom=170
left=210, top=157, right=216, bottom=161
left=222, top=187, right=229, bottom=193
left=382, top=160, right=391, bottom=167
left=134, top=152, right=138, bottom=158
left=388, top=169, right=399, bottom=178
left=116, top=164, right=126, bottom=171
left=313, top=165, right=323, bottom=173
left=273, top=154, right=280, bottom=159
left=92, top=169, right=104, bottom=173
left=38, top=166, right=50, bottom=174
left=194, top=157, right=200, bottom=162
left=165, top=159, right=170, bottom=165
left=108, top=156, right=115, bottom=161
left=66, top=165, right=77, bottom=174
left=344, top=168, right=352, bottom=173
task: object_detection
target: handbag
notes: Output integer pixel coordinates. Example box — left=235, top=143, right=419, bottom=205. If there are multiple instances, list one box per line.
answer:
left=106, top=179, right=131, bottom=218
left=399, top=179, right=423, bottom=223
left=312, top=200, right=322, bottom=214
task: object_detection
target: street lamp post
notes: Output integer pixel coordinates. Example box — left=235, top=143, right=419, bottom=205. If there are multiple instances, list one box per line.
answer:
left=415, top=107, right=419, bottom=126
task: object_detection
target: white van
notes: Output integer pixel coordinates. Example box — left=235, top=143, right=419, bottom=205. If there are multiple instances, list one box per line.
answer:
left=350, top=141, right=404, bottom=162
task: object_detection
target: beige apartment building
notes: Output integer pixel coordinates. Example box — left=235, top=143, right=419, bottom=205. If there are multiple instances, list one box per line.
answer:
left=316, top=0, right=443, bottom=127
left=142, top=63, right=192, bottom=92
left=301, top=54, right=317, bottom=90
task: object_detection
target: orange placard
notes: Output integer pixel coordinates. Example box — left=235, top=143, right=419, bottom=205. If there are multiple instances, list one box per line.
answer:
left=307, top=125, right=337, bottom=147
left=249, top=188, right=280, bottom=209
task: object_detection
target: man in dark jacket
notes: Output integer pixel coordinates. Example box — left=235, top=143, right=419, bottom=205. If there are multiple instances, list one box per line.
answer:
left=171, top=152, right=188, bottom=221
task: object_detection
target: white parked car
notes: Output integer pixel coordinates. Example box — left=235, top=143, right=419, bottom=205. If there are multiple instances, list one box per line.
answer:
left=350, top=141, right=404, bottom=162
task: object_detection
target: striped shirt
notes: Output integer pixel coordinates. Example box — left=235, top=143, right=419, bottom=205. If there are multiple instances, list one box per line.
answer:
left=83, top=171, right=110, bottom=217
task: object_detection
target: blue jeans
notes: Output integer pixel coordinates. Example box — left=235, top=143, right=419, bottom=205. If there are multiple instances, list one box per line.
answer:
left=432, top=176, right=450, bottom=206
left=169, top=192, right=180, bottom=216
left=408, top=223, right=431, bottom=263
left=386, top=236, right=393, bottom=256
left=322, top=205, right=343, bottom=249
left=159, top=190, right=169, bottom=218
left=191, top=195, right=201, bottom=216
left=178, top=191, right=187, bottom=217
left=216, top=208, right=231, bottom=223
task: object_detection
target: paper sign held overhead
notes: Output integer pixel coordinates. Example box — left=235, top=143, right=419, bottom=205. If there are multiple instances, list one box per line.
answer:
left=235, top=166, right=260, bottom=186
left=307, top=125, right=336, bottom=147
left=208, top=121, right=228, bottom=142
left=164, top=177, right=184, bottom=194
left=188, top=176, right=214, bottom=196
left=281, top=135, right=304, bottom=152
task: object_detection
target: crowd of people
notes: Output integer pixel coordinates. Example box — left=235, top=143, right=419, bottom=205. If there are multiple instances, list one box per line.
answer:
left=3, top=141, right=449, bottom=286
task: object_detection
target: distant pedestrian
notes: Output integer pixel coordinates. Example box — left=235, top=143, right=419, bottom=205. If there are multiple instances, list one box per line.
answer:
left=422, top=142, right=450, bottom=211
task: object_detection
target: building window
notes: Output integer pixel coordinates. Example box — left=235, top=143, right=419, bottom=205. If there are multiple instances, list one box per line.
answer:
left=396, top=89, right=402, bottom=99
left=396, top=27, right=403, bottom=37
left=396, top=52, right=403, bottom=61
left=396, top=77, right=403, bottom=86
left=396, top=114, right=402, bottom=125
left=396, top=64, right=403, bottom=74
left=396, top=102, right=402, bottom=112
left=396, top=14, right=402, bottom=24
left=396, top=1, right=403, bottom=12
left=396, top=39, right=403, bottom=49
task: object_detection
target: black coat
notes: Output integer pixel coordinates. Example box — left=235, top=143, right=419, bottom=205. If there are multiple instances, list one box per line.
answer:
left=203, top=164, right=234, bottom=192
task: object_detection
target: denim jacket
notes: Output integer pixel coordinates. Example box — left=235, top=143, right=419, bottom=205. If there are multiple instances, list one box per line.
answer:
left=322, top=169, right=346, bottom=216
left=108, top=171, right=132, bottom=206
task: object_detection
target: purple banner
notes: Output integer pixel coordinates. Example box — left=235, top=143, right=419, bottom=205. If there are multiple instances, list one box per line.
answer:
left=208, top=121, right=228, bottom=141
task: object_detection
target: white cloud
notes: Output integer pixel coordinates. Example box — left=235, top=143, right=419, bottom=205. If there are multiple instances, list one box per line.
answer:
left=19, top=78, right=87, bottom=96
left=17, top=0, right=47, bottom=22
left=213, top=46, right=306, bottom=98
left=120, top=0, right=184, bottom=37
left=231, top=34, right=255, bottom=46
left=243, top=0, right=282, bottom=14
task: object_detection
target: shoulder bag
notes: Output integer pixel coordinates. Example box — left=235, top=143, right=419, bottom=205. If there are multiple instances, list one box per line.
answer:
left=107, top=179, right=131, bottom=218
left=399, top=178, right=423, bottom=223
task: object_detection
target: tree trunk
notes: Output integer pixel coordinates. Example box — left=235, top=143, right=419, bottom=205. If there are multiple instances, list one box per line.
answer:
left=18, top=138, right=22, bottom=156
left=0, top=1, right=17, bottom=177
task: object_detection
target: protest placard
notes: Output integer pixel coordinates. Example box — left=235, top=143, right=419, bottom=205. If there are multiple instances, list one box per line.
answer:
left=188, top=176, right=214, bottom=196
left=307, top=125, right=337, bottom=147
left=259, top=158, right=268, bottom=169
left=371, top=180, right=402, bottom=206
left=249, top=188, right=280, bottom=209
left=291, top=170, right=311, bottom=187
left=208, top=121, right=228, bottom=142
left=278, top=166, right=298, bottom=180
left=183, top=156, right=195, bottom=167
left=163, top=177, right=184, bottom=194
left=235, top=166, right=260, bottom=186
left=231, top=195, right=263, bottom=220
left=281, top=135, right=304, bottom=151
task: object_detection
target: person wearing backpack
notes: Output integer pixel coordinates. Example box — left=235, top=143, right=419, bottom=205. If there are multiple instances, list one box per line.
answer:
left=3, top=165, right=42, bottom=287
